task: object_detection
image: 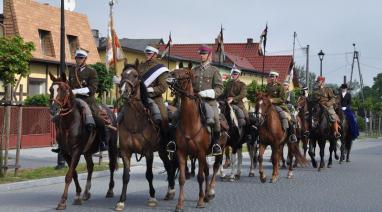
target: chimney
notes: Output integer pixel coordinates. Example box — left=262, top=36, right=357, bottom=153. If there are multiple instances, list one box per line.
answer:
left=247, top=38, right=253, bottom=44
left=92, top=29, right=100, bottom=47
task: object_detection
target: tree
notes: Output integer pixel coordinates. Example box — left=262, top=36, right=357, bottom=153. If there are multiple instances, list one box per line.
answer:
left=0, top=36, right=35, bottom=85
left=89, top=62, right=113, bottom=97
left=294, top=65, right=316, bottom=90
left=247, top=80, right=265, bottom=103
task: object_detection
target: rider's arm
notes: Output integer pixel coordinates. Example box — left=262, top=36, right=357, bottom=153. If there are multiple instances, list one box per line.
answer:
left=232, top=82, right=247, bottom=102
left=148, top=72, right=169, bottom=97
left=212, top=69, right=224, bottom=99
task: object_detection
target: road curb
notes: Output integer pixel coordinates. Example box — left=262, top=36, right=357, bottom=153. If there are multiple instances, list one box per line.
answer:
left=0, top=169, right=120, bottom=192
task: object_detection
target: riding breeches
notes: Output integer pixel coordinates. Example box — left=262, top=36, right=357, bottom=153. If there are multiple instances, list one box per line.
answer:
left=326, top=106, right=338, bottom=123
left=274, top=105, right=290, bottom=130
left=206, top=100, right=221, bottom=132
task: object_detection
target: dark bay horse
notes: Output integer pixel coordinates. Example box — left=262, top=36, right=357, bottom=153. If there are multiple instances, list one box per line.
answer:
left=168, top=67, right=227, bottom=211
left=115, top=65, right=176, bottom=211
left=49, top=73, right=118, bottom=210
left=336, top=108, right=353, bottom=164
left=308, top=103, right=338, bottom=170
left=254, top=93, right=307, bottom=183
left=292, top=96, right=310, bottom=167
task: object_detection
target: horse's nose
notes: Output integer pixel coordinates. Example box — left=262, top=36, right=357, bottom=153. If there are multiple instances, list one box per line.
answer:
left=49, top=104, right=60, bottom=116
left=166, top=77, right=175, bottom=85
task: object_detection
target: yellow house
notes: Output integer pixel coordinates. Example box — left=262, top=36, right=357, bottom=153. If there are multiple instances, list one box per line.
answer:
left=1, top=0, right=100, bottom=100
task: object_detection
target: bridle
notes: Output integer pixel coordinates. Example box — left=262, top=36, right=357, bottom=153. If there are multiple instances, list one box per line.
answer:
left=254, top=98, right=268, bottom=127
left=51, top=82, right=73, bottom=117
left=168, top=71, right=199, bottom=101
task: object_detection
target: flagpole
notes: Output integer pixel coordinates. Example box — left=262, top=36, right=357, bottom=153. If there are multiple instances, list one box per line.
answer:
left=166, top=32, right=171, bottom=102
left=59, top=0, right=65, bottom=77
left=109, top=0, right=119, bottom=102
left=261, top=45, right=265, bottom=86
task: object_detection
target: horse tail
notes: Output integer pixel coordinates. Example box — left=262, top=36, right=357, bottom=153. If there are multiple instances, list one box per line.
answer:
left=290, top=142, right=309, bottom=166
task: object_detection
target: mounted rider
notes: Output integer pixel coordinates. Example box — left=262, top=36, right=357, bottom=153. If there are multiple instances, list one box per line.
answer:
left=310, top=76, right=341, bottom=138
left=223, top=67, right=252, bottom=140
left=68, top=48, right=109, bottom=151
left=192, top=45, right=224, bottom=156
left=137, top=45, right=172, bottom=150
left=283, top=80, right=297, bottom=119
left=265, top=71, right=298, bottom=143
left=339, top=83, right=359, bottom=139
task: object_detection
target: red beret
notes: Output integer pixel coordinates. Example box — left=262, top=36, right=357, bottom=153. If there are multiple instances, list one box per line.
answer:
left=316, top=76, right=325, bottom=82
left=198, top=45, right=212, bottom=54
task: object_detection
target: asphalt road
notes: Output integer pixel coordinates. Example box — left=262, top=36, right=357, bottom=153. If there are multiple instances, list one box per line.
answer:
left=1, top=139, right=382, bottom=212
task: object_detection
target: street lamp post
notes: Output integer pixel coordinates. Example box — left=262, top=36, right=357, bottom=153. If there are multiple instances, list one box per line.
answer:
left=318, top=50, right=325, bottom=76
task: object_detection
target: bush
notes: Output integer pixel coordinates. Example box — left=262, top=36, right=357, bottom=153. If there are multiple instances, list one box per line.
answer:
left=356, top=115, right=366, bottom=131
left=24, top=94, right=49, bottom=106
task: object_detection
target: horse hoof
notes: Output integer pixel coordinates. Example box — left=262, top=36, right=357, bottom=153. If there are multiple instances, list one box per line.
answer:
left=235, top=174, right=241, bottom=180
left=175, top=206, right=184, bottom=212
left=346, top=159, right=351, bottom=163
left=147, top=198, right=158, bottom=207
left=270, top=177, right=278, bottom=183
left=72, top=198, right=82, bottom=205
left=115, top=202, right=125, bottom=211
left=327, top=164, right=332, bottom=168
left=82, top=192, right=91, bottom=201
left=287, top=173, right=294, bottom=179
left=106, top=191, right=114, bottom=198
left=204, top=196, right=210, bottom=203
left=248, top=172, right=255, bottom=177
left=335, top=155, right=339, bottom=160
left=164, top=191, right=176, bottom=200
left=196, top=201, right=205, bottom=208
left=281, top=164, right=287, bottom=169
left=191, top=172, right=195, bottom=178
left=56, top=202, right=66, bottom=210
left=208, top=193, right=215, bottom=200
left=260, top=176, right=267, bottom=183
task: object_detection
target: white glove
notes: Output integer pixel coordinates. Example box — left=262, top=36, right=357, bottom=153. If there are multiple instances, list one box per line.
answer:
left=72, top=87, right=90, bottom=96
left=147, top=87, right=154, bottom=93
left=198, top=89, right=215, bottom=99
left=341, top=107, right=347, bottom=111
left=112, top=75, right=121, bottom=85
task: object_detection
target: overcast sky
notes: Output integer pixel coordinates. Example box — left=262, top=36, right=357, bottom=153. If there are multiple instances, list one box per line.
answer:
left=1, top=0, right=381, bottom=86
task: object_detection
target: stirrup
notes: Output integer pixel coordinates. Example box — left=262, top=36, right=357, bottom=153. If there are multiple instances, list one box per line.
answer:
left=290, top=134, right=298, bottom=143
left=166, top=141, right=176, bottom=153
left=212, top=144, right=222, bottom=156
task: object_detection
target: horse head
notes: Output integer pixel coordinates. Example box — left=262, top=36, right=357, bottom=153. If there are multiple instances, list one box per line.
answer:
left=48, top=72, right=74, bottom=117
left=254, top=92, right=272, bottom=126
left=120, top=64, right=142, bottom=101
left=310, top=103, right=323, bottom=128
left=167, top=66, right=195, bottom=97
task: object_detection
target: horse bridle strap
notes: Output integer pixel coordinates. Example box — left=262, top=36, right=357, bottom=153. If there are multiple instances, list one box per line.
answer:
left=52, top=82, right=73, bottom=116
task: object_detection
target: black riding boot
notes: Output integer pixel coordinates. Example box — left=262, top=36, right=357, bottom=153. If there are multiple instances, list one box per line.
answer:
left=288, top=124, right=298, bottom=143
left=166, top=123, right=176, bottom=153
left=212, top=131, right=222, bottom=156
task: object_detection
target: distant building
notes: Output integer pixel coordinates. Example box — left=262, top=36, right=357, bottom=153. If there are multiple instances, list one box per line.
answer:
left=1, top=0, right=100, bottom=99
left=0, top=14, right=4, bottom=37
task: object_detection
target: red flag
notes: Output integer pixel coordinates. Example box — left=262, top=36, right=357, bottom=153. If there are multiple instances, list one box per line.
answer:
left=161, top=33, right=172, bottom=58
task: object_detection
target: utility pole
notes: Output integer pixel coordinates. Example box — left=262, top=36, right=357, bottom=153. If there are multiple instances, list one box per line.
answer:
left=305, top=45, right=310, bottom=90
left=350, top=43, right=367, bottom=129
left=292, top=32, right=296, bottom=60
left=59, top=0, right=65, bottom=76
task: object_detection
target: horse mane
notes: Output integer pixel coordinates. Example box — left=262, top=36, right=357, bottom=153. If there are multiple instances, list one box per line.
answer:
left=139, top=81, right=150, bottom=108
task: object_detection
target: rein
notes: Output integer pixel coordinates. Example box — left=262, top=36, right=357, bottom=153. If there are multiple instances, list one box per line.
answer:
left=52, top=82, right=74, bottom=117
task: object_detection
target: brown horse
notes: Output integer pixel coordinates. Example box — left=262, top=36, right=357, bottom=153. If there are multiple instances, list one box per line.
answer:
left=115, top=64, right=177, bottom=211
left=336, top=108, right=352, bottom=163
left=168, top=67, right=227, bottom=211
left=254, top=93, right=307, bottom=183
left=49, top=73, right=118, bottom=210
left=292, top=96, right=310, bottom=167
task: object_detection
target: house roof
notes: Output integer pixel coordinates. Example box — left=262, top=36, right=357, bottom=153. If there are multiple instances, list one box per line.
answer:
left=248, top=55, right=294, bottom=81
left=98, top=37, right=164, bottom=53
left=3, top=0, right=100, bottom=64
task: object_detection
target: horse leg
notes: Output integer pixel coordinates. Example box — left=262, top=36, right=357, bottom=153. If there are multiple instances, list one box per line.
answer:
left=56, top=151, right=81, bottom=210
left=82, top=154, right=93, bottom=201
left=208, top=154, right=222, bottom=200
left=203, top=156, right=210, bottom=203
left=271, top=145, right=280, bottom=183
left=280, top=144, right=286, bottom=169
left=106, top=137, right=118, bottom=198
left=346, top=138, right=352, bottom=162
left=191, top=157, right=197, bottom=177
left=248, top=144, right=255, bottom=177
left=229, top=151, right=237, bottom=182
left=328, top=139, right=335, bottom=168
left=223, top=146, right=231, bottom=168
left=308, top=139, right=317, bottom=168
left=339, top=137, right=345, bottom=164
left=287, top=143, right=294, bottom=179
left=115, top=153, right=131, bottom=211
left=158, top=151, right=176, bottom=201
left=196, top=154, right=206, bottom=208
left=303, top=137, right=308, bottom=158
left=145, top=154, right=157, bottom=207
left=175, top=152, right=186, bottom=212
left=235, top=148, right=243, bottom=179
left=258, top=144, right=267, bottom=183
left=318, top=140, right=326, bottom=171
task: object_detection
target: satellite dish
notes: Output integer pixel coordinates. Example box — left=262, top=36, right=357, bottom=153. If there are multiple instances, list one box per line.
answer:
left=64, top=0, right=76, bottom=11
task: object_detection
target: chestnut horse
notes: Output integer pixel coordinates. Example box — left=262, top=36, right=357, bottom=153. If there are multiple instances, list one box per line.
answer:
left=168, top=67, right=227, bottom=211
left=49, top=73, right=118, bottom=210
left=292, top=96, right=310, bottom=167
left=254, top=93, right=307, bottom=183
left=115, top=65, right=177, bottom=211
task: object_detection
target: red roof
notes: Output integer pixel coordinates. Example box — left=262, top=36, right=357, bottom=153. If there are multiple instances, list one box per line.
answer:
left=159, top=42, right=293, bottom=80
left=249, top=55, right=294, bottom=80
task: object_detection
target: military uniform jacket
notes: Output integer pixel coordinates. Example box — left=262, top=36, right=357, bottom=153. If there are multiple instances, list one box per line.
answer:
left=311, top=87, right=336, bottom=107
left=138, top=60, right=169, bottom=99
left=192, top=63, right=223, bottom=100
left=224, top=79, right=247, bottom=104
left=266, top=82, right=285, bottom=105
left=68, top=66, right=98, bottom=108
left=285, top=90, right=296, bottom=106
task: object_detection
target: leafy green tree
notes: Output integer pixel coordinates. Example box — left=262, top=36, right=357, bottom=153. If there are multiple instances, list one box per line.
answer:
left=0, top=36, right=35, bottom=85
left=247, top=80, right=265, bottom=103
left=24, top=94, right=49, bottom=106
left=294, top=65, right=316, bottom=90
left=89, top=62, right=113, bottom=97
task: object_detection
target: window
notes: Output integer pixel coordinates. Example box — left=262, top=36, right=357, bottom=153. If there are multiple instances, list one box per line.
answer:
left=28, top=78, right=46, bottom=96
left=67, top=35, right=79, bottom=59
left=38, top=29, right=55, bottom=57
